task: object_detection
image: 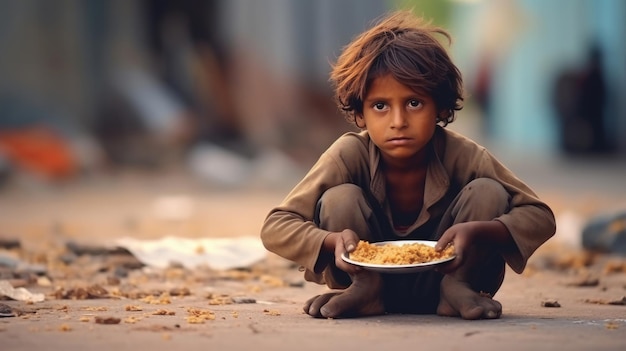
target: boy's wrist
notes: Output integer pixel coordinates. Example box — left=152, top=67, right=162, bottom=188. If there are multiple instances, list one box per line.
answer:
left=321, top=232, right=338, bottom=253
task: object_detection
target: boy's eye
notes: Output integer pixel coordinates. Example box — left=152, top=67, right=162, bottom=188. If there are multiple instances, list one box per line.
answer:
left=373, top=102, right=386, bottom=111
left=408, top=99, right=422, bottom=108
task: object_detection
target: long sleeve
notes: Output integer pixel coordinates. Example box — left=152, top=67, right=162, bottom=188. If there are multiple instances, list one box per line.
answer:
left=439, top=129, right=556, bottom=273
left=260, top=133, right=370, bottom=273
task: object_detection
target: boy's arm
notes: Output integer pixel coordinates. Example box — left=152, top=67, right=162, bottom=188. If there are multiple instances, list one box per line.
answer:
left=443, top=133, right=556, bottom=274
left=260, top=153, right=350, bottom=273
left=260, top=133, right=370, bottom=274
left=471, top=149, right=556, bottom=273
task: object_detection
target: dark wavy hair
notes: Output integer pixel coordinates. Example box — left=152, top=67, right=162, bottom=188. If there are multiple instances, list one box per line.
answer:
left=330, top=11, right=464, bottom=126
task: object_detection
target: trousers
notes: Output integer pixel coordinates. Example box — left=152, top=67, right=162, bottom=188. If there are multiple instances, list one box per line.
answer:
left=315, top=178, right=510, bottom=313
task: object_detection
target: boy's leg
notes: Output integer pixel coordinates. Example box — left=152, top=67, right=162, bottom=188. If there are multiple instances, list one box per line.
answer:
left=384, top=178, right=509, bottom=315
left=304, top=184, right=386, bottom=318
left=435, top=178, right=509, bottom=319
left=315, top=184, right=385, bottom=288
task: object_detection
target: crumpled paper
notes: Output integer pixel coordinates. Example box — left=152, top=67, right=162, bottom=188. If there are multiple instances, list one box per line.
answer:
left=0, top=280, right=45, bottom=302
left=115, top=236, right=267, bottom=270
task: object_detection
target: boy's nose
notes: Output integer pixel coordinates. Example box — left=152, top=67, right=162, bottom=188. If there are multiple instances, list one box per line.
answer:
left=390, top=109, right=408, bottom=128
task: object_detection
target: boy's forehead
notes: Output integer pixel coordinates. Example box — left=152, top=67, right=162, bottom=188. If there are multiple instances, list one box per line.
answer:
left=365, top=73, right=430, bottom=98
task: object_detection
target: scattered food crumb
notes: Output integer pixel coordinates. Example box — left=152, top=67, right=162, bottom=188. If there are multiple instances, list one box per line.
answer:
left=169, top=287, right=191, bottom=297
left=94, top=316, right=121, bottom=325
left=583, top=296, right=626, bottom=306
left=207, top=293, right=233, bottom=305
left=125, top=305, right=143, bottom=311
left=566, top=276, right=599, bottom=287
left=80, top=306, right=108, bottom=312
left=603, top=260, right=626, bottom=275
left=37, top=277, right=52, bottom=287
left=142, top=293, right=171, bottom=305
left=608, top=297, right=626, bottom=306
left=263, top=309, right=281, bottom=316
left=53, top=284, right=110, bottom=300
left=553, top=252, right=597, bottom=271
left=541, top=300, right=561, bottom=308
left=124, top=316, right=141, bottom=324
left=186, top=307, right=215, bottom=324
left=152, top=309, right=176, bottom=316
left=260, top=275, right=285, bottom=287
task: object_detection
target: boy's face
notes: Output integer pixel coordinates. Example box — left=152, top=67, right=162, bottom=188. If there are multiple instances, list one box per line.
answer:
left=357, top=74, right=438, bottom=165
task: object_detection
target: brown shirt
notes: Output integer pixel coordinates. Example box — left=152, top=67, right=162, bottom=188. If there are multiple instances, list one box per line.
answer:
left=260, top=126, right=556, bottom=275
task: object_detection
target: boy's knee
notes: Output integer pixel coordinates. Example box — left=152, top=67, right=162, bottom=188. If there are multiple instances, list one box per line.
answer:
left=455, top=178, right=510, bottom=219
left=317, top=184, right=367, bottom=218
left=465, top=178, right=506, bottom=194
left=316, top=183, right=372, bottom=234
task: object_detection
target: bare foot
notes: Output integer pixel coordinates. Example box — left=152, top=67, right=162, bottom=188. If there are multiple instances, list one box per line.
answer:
left=303, top=271, right=385, bottom=318
left=436, top=275, right=502, bottom=320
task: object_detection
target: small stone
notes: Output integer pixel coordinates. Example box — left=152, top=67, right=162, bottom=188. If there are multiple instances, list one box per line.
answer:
left=232, top=297, right=256, bottom=304
left=541, top=300, right=561, bottom=308
left=94, top=316, right=121, bottom=324
left=0, top=303, right=15, bottom=317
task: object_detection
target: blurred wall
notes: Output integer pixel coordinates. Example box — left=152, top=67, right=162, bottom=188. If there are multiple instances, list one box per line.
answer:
left=0, top=0, right=391, bottom=173
left=0, top=0, right=624, bottom=181
left=451, top=0, right=626, bottom=156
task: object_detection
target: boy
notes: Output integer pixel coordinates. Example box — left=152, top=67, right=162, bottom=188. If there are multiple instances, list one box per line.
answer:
left=260, top=11, right=556, bottom=320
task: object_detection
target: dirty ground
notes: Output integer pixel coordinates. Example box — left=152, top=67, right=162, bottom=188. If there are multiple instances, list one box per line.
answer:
left=1, top=159, right=625, bottom=351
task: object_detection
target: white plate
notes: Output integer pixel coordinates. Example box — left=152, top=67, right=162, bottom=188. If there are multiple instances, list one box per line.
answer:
left=341, top=240, right=455, bottom=274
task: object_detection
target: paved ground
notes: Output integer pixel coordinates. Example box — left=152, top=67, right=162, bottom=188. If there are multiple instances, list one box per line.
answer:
left=1, top=144, right=625, bottom=350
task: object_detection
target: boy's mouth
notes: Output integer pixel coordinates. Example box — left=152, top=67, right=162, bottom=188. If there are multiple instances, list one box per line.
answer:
left=388, top=136, right=412, bottom=141
left=387, top=136, right=413, bottom=145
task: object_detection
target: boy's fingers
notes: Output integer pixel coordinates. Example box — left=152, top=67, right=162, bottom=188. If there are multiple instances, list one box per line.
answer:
left=342, top=238, right=357, bottom=253
left=340, top=230, right=358, bottom=252
left=435, top=237, right=450, bottom=251
left=345, top=241, right=356, bottom=252
left=435, top=229, right=456, bottom=251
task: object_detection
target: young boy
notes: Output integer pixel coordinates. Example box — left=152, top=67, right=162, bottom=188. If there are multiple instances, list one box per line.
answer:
left=260, top=11, right=556, bottom=320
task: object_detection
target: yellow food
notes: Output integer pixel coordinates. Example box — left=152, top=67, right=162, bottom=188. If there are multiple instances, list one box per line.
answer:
left=349, top=240, right=454, bottom=265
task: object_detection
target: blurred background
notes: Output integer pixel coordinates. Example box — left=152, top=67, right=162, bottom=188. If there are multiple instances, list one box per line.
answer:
left=0, top=0, right=624, bottom=191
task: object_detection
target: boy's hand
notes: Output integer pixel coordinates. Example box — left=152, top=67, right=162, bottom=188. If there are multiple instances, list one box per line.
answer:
left=324, top=229, right=362, bottom=274
left=434, top=222, right=479, bottom=273
left=435, top=220, right=512, bottom=274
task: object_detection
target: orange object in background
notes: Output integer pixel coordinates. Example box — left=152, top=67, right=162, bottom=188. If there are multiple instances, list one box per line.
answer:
left=0, top=126, right=77, bottom=180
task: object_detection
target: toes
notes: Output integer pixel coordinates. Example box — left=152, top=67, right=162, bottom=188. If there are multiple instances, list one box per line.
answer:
left=460, top=305, right=484, bottom=320
left=303, top=295, right=320, bottom=314
left=483, top=299, right=502, bottom=319
left=320, top=295, right=352, bottom=318
left=462, top=298, right=502, bottom=320
left=320, top=295, right=354, bottom=318
left=485, top=310, right=499, bottom=319
left=305, top=293, right=336, bottom=318
left=319, top=291, right=384, bottom=318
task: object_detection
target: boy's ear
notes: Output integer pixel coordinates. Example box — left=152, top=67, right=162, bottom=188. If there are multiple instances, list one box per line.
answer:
left=437, top=109, right=450, bottom=122
left=355, top=114, right=366, bottom=129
